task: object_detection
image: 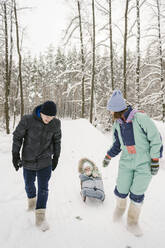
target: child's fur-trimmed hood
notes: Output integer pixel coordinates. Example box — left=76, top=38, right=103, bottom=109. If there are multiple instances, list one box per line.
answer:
left=78, top=158, right=96, bottom=173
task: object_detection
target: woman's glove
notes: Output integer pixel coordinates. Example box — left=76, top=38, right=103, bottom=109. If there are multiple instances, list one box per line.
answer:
left=103, top=155, right=111, bottom=167
left=151, top=159, right=159, bottom=175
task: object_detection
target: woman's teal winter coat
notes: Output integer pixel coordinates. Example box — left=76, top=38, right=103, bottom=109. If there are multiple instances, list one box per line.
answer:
left=107, top=108, right=163, bottom=198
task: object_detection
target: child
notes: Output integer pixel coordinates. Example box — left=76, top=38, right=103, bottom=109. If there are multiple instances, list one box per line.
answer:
left=78, top=158, right=105, bottom=202
left=103, top=90, right=163, bottom=236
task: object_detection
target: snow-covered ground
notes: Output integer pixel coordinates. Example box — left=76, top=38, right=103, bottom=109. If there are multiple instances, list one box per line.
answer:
left=0, top=119, right=165, bottom=248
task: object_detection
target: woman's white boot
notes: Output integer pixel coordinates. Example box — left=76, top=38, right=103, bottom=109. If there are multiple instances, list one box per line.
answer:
left=113, top=197, right=127, bottom=222
left=127, top=201, right=143, bottom=237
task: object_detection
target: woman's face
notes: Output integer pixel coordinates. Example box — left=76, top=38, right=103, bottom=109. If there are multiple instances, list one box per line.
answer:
left=41, top=113, right=54, bottom=124
left=110, top=111, right=115, bottom=120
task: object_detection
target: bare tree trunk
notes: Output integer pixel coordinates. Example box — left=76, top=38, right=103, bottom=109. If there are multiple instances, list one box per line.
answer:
left=4, top=2, right=10, bottom=134
left=13, top=77, right=19, bottom=129
left=9, top=0, right=14, bottom=96
left=123, top=0, right=129, bottom=99
left=135, top=0, right=140, bottom=109
left=77, top=0, right=85, bottom=118
left=14, top=0, right=24, bottom=117
left=156, top=0, right=165, bottom=121
left=90, top=0, right=96, bottom=124
left=108, top=0, right=114, bottom=90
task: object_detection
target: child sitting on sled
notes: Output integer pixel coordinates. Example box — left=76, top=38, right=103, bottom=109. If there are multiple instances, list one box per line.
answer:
left=78, top=158, right=105, bottom=202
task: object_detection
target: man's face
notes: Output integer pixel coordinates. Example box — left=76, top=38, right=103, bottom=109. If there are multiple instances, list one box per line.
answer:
left=41, top=113, right=54, bottom=124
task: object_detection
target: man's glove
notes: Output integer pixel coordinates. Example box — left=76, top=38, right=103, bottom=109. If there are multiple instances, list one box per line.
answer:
left=151, top=159, right=159, bottom=175
left=52, top=156, right=59, bottom=171
left=103, top=155, right=111, bottom=167
left=12, top=153, right=22, bottom=171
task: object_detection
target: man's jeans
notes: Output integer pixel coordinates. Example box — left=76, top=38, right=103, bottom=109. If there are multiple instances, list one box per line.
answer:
left=23, top=165, right=52, bottom=209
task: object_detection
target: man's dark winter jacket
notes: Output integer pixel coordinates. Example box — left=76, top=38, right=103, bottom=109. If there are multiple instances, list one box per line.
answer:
left=12, top=105, right=61, bottom=171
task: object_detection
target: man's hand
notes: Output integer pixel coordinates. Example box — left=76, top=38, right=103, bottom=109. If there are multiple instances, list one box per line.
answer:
left=52, top=156, right=58, bottom=171
left=12, top=153, right=22, bottom=171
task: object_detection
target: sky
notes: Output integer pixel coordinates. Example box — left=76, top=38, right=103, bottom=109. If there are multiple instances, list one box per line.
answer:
left=0, top=118, right=165, bottom=247
left=18, top=0, right=125, bottom=56
left=16, top=0, right=158, bottom=57
left=18, top=0, right=71, bottom=56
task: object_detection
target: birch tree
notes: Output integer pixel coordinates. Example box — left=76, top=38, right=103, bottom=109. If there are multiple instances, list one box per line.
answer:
left=89, top=0, right=96, bottom=123
left=135, top=0, right=141, bottom=109
left=156, top=0, right=165, bottom=121
left=77, top=0, right=85, bottom=118
left=123, top=0, right=129, bottom=99
left=14, top=0, right=24, bottom=117
left=108, top=0, right=114, bottom=90
left=8, top=0, right=14, bottom=95
left=95, top=0, right=115, bottom=90
left=140, top=0, right=165, bottom=119
left=3, top=2, right=10, bottom=134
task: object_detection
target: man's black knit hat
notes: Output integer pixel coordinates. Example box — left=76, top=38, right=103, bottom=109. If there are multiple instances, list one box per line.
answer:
left=40, top=101, right=57, bottom=116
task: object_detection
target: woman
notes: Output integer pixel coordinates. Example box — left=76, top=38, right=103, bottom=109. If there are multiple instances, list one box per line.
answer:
left=103, top=90, right=162, bottom=236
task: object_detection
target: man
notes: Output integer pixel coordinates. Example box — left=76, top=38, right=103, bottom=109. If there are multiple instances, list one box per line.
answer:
left=12, top=101, right=61, bottom=231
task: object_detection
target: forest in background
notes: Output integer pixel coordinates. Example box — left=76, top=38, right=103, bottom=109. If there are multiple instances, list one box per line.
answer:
left=0, top=0, right=165, bottom=133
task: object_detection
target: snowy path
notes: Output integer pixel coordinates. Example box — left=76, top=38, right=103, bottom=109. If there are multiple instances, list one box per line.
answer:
left=0, top=119, right=165, bottom=248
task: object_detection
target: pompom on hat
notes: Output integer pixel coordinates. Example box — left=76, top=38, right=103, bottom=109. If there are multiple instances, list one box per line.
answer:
left=40, top=101, right=57, bottom=116
left=107, top=90, right=127, bottom=112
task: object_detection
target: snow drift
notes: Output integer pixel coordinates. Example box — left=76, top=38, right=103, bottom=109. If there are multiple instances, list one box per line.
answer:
left=0, top=118, right=165, bottom=248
